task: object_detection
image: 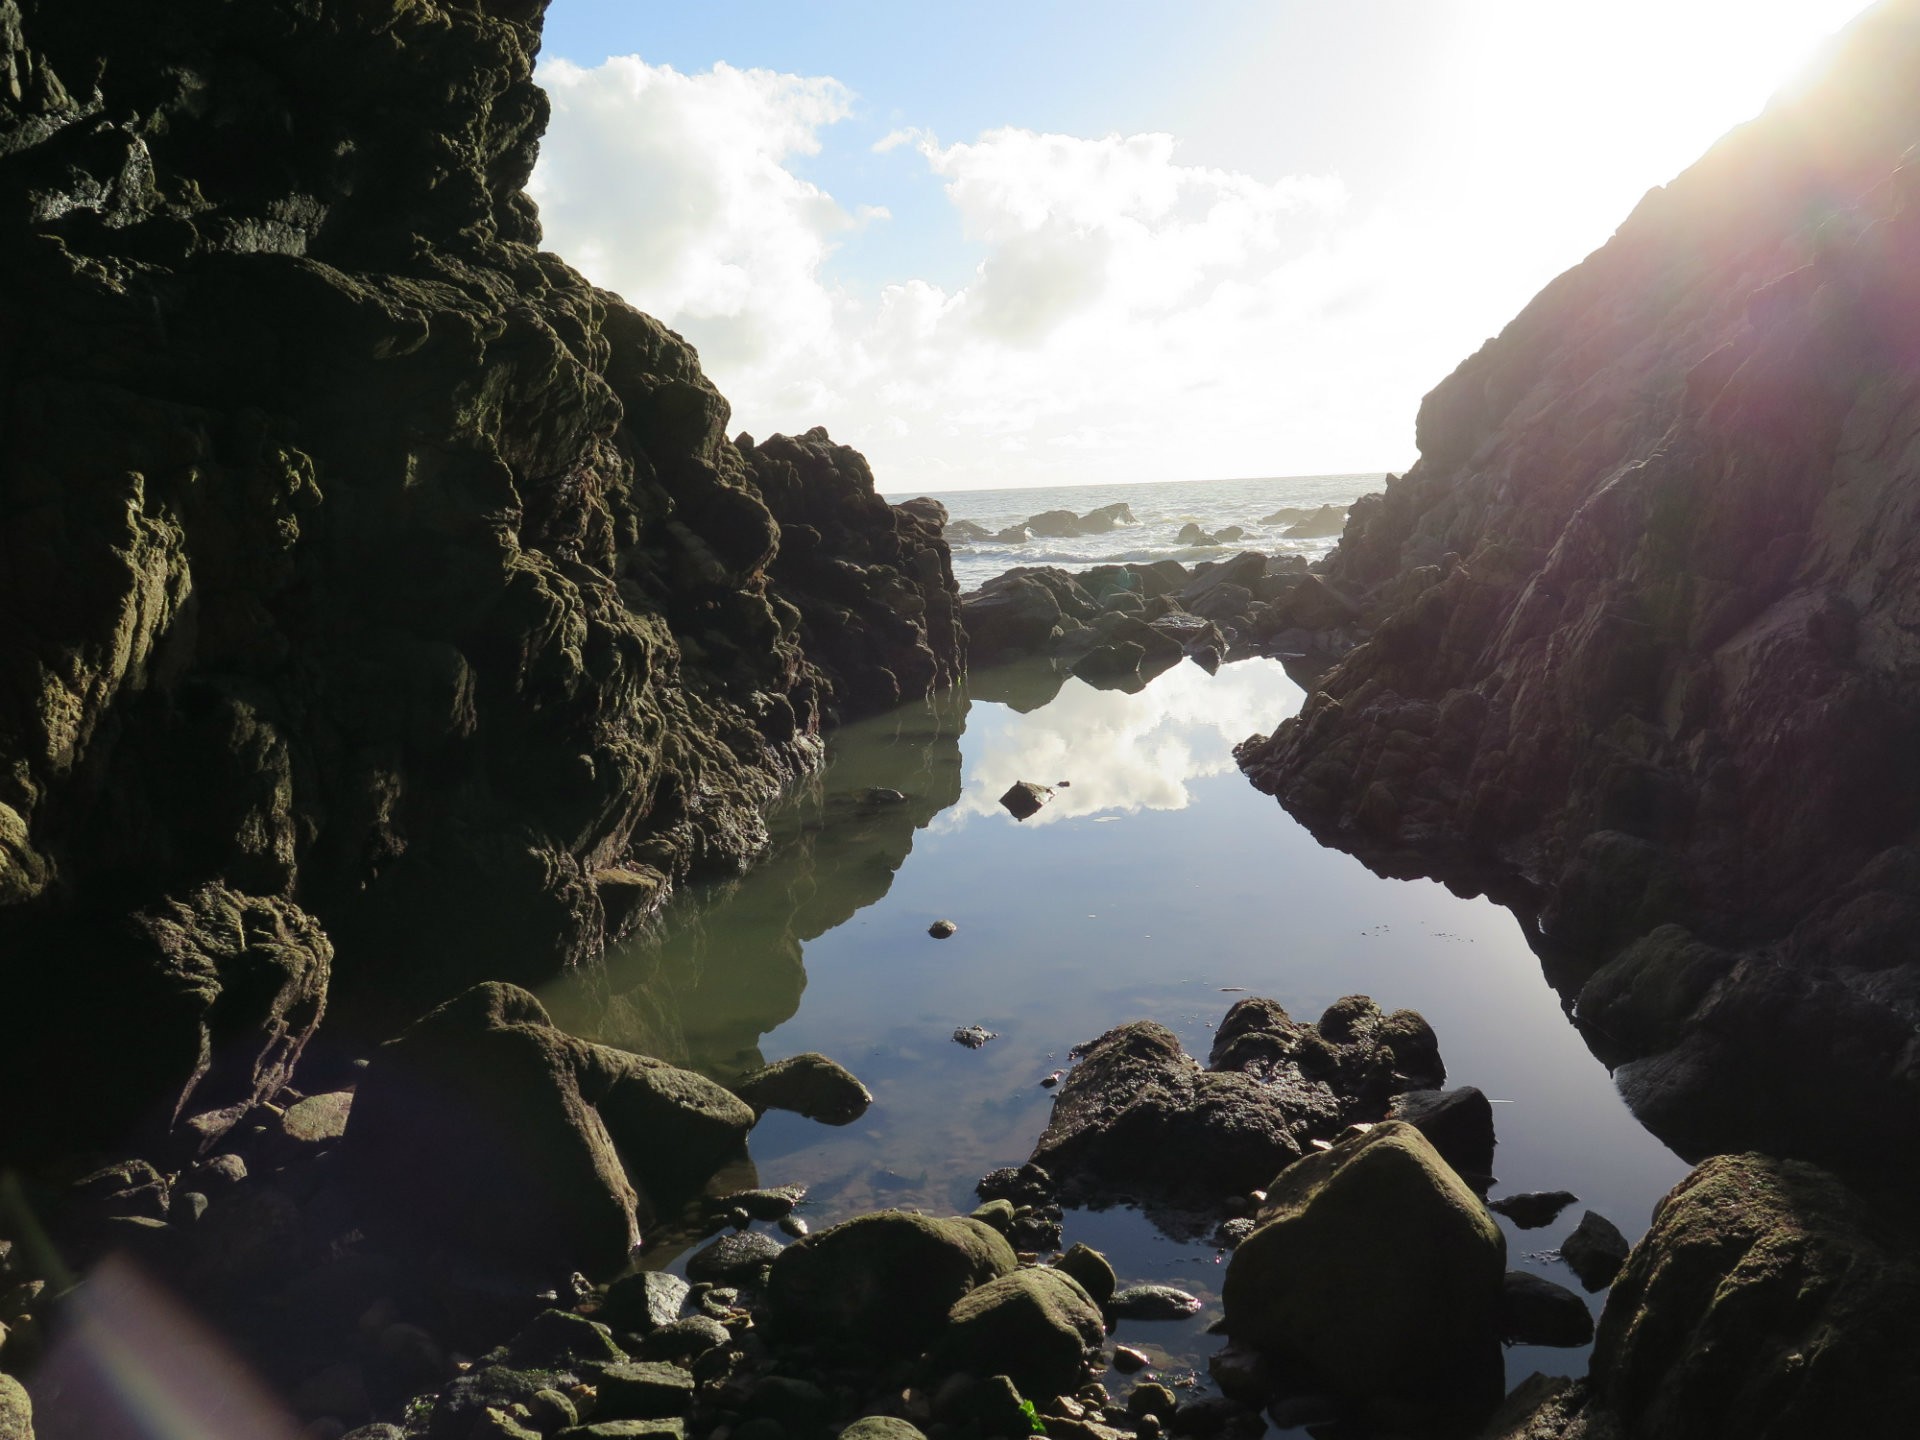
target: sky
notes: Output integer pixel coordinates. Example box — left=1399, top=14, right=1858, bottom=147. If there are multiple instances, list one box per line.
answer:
left=529, top=0, right=1875, bottom=493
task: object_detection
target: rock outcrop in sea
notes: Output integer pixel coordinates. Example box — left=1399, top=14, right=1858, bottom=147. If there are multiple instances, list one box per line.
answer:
left=1238, top=0, right=1920, bottom=1183
left=0, top=0, right=960, bottom=1153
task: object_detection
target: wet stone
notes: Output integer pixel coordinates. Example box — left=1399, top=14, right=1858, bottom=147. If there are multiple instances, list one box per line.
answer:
left=1490, top=1190, right=1580, bottom=1229
left=595, top=1361, right=695, bottom=1420
left=640, top=1316, right=731, bottom=1364
left=1561, top=1210, right=1630, bottom=1291
left=602, top=1272, right=690, bottom=1334
left=953, top=1025, right=997, bottom=1048
left=1110, top=1285, right=1203, bottom=1320
left=928, top=919, right=957, bottom=939
left=685, top=1230, right=783, bottom=1284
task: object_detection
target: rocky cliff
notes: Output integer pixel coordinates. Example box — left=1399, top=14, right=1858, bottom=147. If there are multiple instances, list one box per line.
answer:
left=0, top=0, right=960, bottom=1153
left=1239, top=0, right=1920, bottom=1178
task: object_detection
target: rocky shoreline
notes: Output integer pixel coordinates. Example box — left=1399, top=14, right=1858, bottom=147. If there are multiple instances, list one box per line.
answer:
left=7, top=1, right=1920, bottom=1438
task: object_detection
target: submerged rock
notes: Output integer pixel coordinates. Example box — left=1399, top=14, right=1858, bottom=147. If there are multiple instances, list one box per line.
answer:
left=1221, top=1123, right=1505, bottom=1431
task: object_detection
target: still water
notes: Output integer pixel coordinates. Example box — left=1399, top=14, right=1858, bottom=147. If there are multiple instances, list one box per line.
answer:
left=552, top=657, right=1688, bottom=1398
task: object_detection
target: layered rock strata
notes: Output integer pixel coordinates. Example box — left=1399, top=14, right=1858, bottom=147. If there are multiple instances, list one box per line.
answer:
left=0, top=0, right=959, bottom=1150
left=1238, top=0, right=1920, bottom=1177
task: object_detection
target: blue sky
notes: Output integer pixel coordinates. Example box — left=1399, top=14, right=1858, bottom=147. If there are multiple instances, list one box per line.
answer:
left=530, top=1, right=1873, bottom=491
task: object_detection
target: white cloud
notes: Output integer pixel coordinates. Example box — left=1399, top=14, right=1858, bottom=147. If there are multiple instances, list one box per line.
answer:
left=530, top=55, right=1380, bottom=488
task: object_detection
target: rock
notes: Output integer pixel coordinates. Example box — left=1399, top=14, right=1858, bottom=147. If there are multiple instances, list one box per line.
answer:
left=1234, top=1, right=1920, bottom=1185
left=344, top=984, right=641, bottom=1277
left=281, top=1092, right=355, bottom=1151
left=1499, top=1272, right=1594, bottom=1347
left=838, top=1420, right=928, bottom=1440
left=717, top=1185, right=807, bottom=1221
left=1560, top=1210, right=1630, bottom=1292
left=1489, top=1191, right=1578, bottom=1229
left=1079, top=503, right=1137, bottom=533
left=970, top=1199, right=1017, bottom=1232
left=1221, top=1123, right=1505, bottom=1429
left=993, top=523, right=1033, bottom=544
left=1177, top=523, right=1219, bottom=546
left=685, top=1231, right=783, bottom=1284
left=1384, top=1087, right=1496, bottom=1182
left=1214, top=526, right=1246, bottom=543
left=1278, top=504, right=1346, bottom=539
left=1055, top=1244, right=1116, bottom=1308
left=732, top=1053, right=872, bottom=1126
left=935, top=1268, right=1104, bottom=1399
left=1111, top=1345, right=1150, bottom=1373
left=947, top=519, right=993, bottom=542
left=766, top=1210, right=1016, bottom=1357
left=0, top=1373, right=29, bottom=1440
left=1586, top=1153, right=1920, bottom=1438
left=1070, top=641, right=1147, bottom=685
left=639, top=1317, right=730, bottom=1365
left=1026, top=509, right=1086, bottom=538
left=745, top=1376, right=832, bottom=1426
left=1109, top=1286, right=1202, bottom=1320
left=594, top=1362, right=696, bottom=1421
left=952, top=1025, right=996, bottom=1049
left=557, top=1422, right=687, bottom=1439
left=1033, top=999, right=1443, bottom=1224
left=602, top=1272, right=690, bottom=1334
left=506, top=1310, right=625, bottom=1369
left=963, top=574, right=1066, bottom=660
left=1128, top=1384, right=1179, bottom=1421
left=928, top=920, right=957, bottom=939
left=999, top=782, right=1054, bottom=820
left=0, top=0, right=962, bottom=1158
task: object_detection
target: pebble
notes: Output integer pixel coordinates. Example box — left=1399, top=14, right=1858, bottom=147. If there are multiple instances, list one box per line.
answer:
left=1112, top=1344, right=1152, bottom=1373
left=928, top=919, right=957, bottom=939
left=1110, top=1285, right=1204, bottom=1320
left=952, top=1025, right=997, bottom=1049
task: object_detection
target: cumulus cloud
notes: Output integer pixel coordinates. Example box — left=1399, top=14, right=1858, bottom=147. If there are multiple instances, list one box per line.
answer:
left=529, top=54, right=1384, bottom=487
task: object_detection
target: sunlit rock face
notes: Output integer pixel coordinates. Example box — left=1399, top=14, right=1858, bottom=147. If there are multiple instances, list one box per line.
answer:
left=1239, top=0, right=1920, bottom=1179
left=0, top=0, right=958, bottom=1149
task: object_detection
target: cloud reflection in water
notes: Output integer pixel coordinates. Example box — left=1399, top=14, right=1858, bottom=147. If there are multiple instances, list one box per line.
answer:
left=943, top=659, right=1303, bottom=827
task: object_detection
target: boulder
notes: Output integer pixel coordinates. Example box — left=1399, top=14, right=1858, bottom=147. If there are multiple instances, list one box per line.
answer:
left=962, top=574, right=1065, bottom=661
left=1221, top=1123, right=1505, bottom=1429
left=1177, top=523, right=1218, bottom=546
left=1054, top=1243, right=1115, bottom=1307
left=766, top=1211, right=1016, bottom=1356
left=1032, top=999, right=1445, bottom=1225
left=1500, top=1271, right=1594, bottom=1347
left=999, top=782, right=1054, bottom=821
left=839, top=1421, right=928, bottom=1440
left=1385, top=1087, right=1496, bottom=1182
left=601, top=1273, right=690, bottom=1334
left=0, top=1373, right=29, bottom=1440
left=1560, top=1210, right=1630, bottom=1292
left=1489, top=1191, right=1578, bottom=1229
left=1586, top=1153, right=1920, bottom=1439
left=594, top=1362, right=696, bottom=1421
left=946, top=519, right=993, bottom=541
left=1026, top=509, right=1085, bottom=538
left=1279, top=503, right=1346, bottom=538
left=934, top=1267, right=1105, bottom=1399
left=347, top=983, right=755, bottom=1277
left=731, top=1053, right=872, bottom=1126
left=1078, top=502, right=1137, bottom=532
left=345, top=984, right=642, bottom=1277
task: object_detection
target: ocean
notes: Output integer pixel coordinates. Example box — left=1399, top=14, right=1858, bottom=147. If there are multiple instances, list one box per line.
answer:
left=888, top=472, right=1389, bottom=591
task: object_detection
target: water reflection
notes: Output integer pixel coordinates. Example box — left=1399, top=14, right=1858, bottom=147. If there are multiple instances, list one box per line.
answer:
left=946, top=660, right=1297, bottom=825
left=545, top=690, right=968, bottom=1076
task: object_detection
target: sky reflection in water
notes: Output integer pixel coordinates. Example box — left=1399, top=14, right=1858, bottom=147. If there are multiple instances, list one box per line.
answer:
left=581, top=658, right=1690, bottom=1389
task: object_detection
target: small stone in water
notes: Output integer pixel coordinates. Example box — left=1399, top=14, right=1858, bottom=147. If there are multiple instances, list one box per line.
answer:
left=928, top=919, right=957, bottom=939
left=1040, top=1071, right=1063, bottom=1088
left=1112, top=1345, right=1151, bottom=1373
left=1110, top=1285, right=1204, bottom=1320
left=778, top=1214, right=809, bottom=1238
left=953, top=1025, right=997, bottom=1049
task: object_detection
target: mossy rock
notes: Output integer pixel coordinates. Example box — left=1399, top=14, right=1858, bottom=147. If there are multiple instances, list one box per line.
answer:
left=766, top=1210, right=1015, bottom=1356
left=1589, top=1153, right=1920, bottom=1439
left=934, top=1267, right=1104, bottom=1399
left=1221, top=1122, right=1504, bottom=1427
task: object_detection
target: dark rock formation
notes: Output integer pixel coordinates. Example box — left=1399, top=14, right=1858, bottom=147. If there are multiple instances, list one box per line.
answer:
left=1029, top=995, right=1444, bottom=1231
left=1495, top=1154, right=1920, bottom=1440
left=1238, top=0, right=1920, bottom=1178
left=0, top=0, right=960, bottom=1152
